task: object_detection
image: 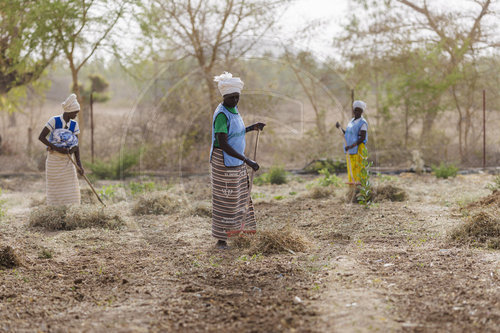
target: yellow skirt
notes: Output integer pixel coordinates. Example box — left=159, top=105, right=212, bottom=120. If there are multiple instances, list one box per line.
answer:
left=346, top=143, right=366, bottom=184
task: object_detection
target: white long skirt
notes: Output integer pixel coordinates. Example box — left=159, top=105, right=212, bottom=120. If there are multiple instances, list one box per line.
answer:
left=45, top=151, right=81, bottom=206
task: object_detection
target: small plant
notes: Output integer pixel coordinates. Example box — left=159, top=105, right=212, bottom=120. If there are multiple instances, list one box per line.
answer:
left=317, top=168, right=343, bottom=187
left=128, top=181, right=156, bottom=196
left=486, top=175, right=500, bottom=192
left=357, top=147, right=373, bottom=206
left=38, top=248, right=53, bottom=259
left=303, top=158, right=347, bottom=174
left=273, top=195, right=285, bottom=200
left=432, top=162, right=458, bottom=179
left=98, top=185, right=120, bottom=200
left=253, top=166, right=288, bottom=185
left=0, top=188, right=6, bottom=219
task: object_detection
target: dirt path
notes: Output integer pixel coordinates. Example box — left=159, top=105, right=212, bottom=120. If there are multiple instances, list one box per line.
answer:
left=0, top=174, right=499, bottom=332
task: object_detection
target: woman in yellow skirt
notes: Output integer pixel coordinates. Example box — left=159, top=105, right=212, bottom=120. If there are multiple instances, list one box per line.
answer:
left=336, top=100, right=368, bottom=184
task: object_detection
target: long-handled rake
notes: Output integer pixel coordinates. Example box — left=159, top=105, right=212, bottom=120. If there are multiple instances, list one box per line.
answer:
left=67, top=153, right=106, bottom=207
left=226, top=130, right=260, bottom=237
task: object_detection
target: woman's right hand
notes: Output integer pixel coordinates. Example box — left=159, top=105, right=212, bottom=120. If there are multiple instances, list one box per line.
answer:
left=245, top=158, right=259, bottom=171
left=53, top=146, right=69, bottom=154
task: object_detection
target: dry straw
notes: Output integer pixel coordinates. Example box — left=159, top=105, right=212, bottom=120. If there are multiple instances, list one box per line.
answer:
left=232, top=227, right=310, bottom=255
left=132, top=192, right=183, bottom=215
left=29, top=205, right=124, bottom=231
left=0, top=246, right=22, bottom=269
left=452, top=210, right=500, bottom=249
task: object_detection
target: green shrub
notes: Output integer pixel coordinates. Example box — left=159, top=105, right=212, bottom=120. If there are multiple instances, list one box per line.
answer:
left=432, top=162, right=458, bottom=179
left=88, top=149, right=141, bottom=180
left=128, top=181, right=156, bottom=196
left=317, top=169, right=343, bottom=187
left=357, top=147, right=373, bottom=206
left=303, top=158, right=346, bottom=174
left=254, top=166, right=288, bottom=185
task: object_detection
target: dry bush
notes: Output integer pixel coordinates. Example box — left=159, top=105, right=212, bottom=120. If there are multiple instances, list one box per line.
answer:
left=29, top=205, right=125, bottom=231
left=29, top=196, right=46, bottom=207
left=132, top=192, right=183, bottom=215
left=232, top=228, right=310, bottom=255
left=451, top=211, right=500, bottom=249
left=373, top=185, right=408, bottom=202
left=308, top=186, right=335, bottom=199
left=0, top=246, right=22, bottom=269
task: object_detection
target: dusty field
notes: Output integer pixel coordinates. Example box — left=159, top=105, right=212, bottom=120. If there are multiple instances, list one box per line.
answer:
left=0, top=172, right=499, bottom=332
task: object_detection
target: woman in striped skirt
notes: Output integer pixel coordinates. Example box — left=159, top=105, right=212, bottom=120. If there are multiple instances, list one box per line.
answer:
left=38, top=94, right=84, bottom=206
left=210, top=72, right=265, bottom=249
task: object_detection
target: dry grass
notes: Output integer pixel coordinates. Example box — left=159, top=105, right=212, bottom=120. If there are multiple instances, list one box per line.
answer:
left=29, top=205, right=125, bottom=231
left=451, top=210, right=500, bottom=249
left=132, top=192, right=183, bottom=215
left=308, top=186, right=335, bottom=199
left=188, top=202, right=212, bottom=217
left=232, top=227, right=310, bottom=255
left=466, top=190, right=500, bottom=209
left=373, top=185, right=408, bottom=202
left=0, top=246, right=22, bottom=269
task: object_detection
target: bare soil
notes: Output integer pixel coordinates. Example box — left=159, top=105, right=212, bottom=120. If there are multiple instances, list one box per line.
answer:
left=0, top=173, right=499, bottom=332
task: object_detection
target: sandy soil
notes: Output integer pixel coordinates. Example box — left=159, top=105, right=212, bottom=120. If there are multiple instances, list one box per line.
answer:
left=0, top=173, right=499, bottom=332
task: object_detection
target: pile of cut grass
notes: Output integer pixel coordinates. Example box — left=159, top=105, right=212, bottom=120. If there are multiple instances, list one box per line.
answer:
left=466, top=190, right=500, bottom=209
left=308, top=186, right=335, bottom=199
left=232, top=227, right=310, bottom=255
left=132, top=192, right=183, bottom=215
left=29, top=205, right=124, bottom=231
left=451, top=211, right=500, bottom=249
left=373, top=184, right=408, bottom=202
left=0, top=246, right=22, bottom=269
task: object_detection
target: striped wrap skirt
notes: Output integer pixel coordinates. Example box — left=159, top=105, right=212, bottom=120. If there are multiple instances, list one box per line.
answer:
left=210, top=148, right=256, bottom=240
left=45, top=151, right=81, bottom=206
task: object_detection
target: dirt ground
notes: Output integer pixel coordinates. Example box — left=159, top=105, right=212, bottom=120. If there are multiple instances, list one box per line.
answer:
left=0, top=172, right=499, bottom=332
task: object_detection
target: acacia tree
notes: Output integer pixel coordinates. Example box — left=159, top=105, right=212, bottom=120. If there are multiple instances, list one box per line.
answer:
left=0, top=1, right=59, bottom=95
left=139, top=0, right=291, bottom=111
left=53, top=0, right=128, bottom=138
left=337, top=0, right=498, bottom=148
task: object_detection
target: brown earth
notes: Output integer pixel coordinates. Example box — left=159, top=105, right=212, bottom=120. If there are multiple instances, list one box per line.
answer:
left=0, top=173, right=499, bottom=332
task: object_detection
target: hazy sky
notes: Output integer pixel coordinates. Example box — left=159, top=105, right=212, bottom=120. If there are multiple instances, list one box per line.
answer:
left=278, top=0, right=350, bottom=58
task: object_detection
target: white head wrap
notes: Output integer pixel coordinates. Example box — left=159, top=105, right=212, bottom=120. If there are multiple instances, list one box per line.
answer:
left=214, top=72, right=244, bottom=96
left=353, top=100, right=366, bottom=112
left=62, top=93, right=80, bottom=113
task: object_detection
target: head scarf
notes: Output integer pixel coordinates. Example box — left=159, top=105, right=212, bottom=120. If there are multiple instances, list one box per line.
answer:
left=62, top=93, right=80, bottom=113
left=214, top=72, right=244, bottom=96
left=352, top=100, right=366, bottom=112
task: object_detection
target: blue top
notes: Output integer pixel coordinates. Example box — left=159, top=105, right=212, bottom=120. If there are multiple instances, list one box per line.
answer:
left=210, top=104, right=246, bottom=167
left=344, top=117, right=368, bottom=155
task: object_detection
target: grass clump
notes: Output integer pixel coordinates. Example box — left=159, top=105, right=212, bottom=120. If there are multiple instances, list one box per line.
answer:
left=132, top=192, right=183, bottom=215
left=29, top=205, right=124, bottom=230
left=432, top=162, right=458, bottom=179
left=451, top=211, right=500, bottom=249
left=0, top=188, right=7, bottom=219
left=308, top=186, right=335, bottom=199
left=486, top=176, right=500, bottom=192
left=254, top=166, right=288, bottom=185
left=189, top=202, right=212, bottom=217
left=232, top=228, right=310, bottom=255
left=38, top=248, right=53, bottom=259
left=373, top=185, right=408, bottom=202
left=0, top=246, right=22, bottom=269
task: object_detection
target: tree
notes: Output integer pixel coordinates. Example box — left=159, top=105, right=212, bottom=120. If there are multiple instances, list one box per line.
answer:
left=53, top=0, right=128, bottom=137
left=0, top=1, right=59, bottom=95
left=139, top=0, right=291, bottom=111
left=337, top=0, right=498, bottom=146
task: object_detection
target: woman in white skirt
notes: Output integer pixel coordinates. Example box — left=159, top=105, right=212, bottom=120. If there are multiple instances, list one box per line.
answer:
left=38, top=94, right=84, bottom=206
